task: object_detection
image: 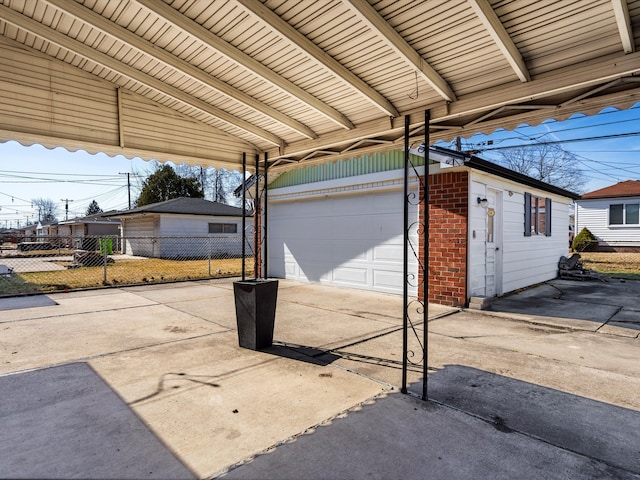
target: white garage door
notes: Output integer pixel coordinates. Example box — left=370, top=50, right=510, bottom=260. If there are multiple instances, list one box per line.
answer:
left=268, top=188, right=418, bottom=295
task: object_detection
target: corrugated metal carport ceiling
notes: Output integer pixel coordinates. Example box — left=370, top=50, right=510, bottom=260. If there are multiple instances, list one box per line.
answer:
left=1, top=0, right=640, bottom=172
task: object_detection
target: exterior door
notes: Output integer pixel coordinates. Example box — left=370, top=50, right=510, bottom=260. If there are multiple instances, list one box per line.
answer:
left=485, top=189, right=503, bottom=297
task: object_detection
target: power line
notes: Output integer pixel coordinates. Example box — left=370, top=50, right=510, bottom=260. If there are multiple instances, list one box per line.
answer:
left=0, top=169, right=124, bottom=177
left=465, top=131, right=640, bottom=153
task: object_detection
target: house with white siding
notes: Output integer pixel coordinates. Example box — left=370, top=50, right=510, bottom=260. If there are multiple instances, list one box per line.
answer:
left=105, top=197, right=249, bottom=259
left=267, top=148, right=578, bottom=307
left=575, top=180, right=640, bottom=251
left=59, top=212, right=120, bottom=250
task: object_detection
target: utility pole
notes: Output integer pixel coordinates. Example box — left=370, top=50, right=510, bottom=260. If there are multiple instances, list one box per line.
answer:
left=119, top=172, right=131, bottom=209
left=60, top=199, right=74, bottom=220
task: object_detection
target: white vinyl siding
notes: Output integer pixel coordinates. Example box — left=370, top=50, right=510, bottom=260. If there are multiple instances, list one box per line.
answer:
left=159, top=215, right=245, bottom=258
left=469, top=172, right=570, bottom=298
left=575, top=197, right=640, bottom=247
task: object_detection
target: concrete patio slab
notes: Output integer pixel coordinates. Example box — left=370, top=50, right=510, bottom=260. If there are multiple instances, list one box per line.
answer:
left=125, top=283, right=232, bottom=304
left=1, top=277, right=639, bottom=480
left=465, top=329, right=639, bottom=377
left=1, top=303, right=228, bottom=374
left=0, top=290, right=159, bottom=322
left=489, top=295, right=620, bottom=325
left=89, top=332, right=387, bottom=479
left=274, top=301, right=401, bottom=350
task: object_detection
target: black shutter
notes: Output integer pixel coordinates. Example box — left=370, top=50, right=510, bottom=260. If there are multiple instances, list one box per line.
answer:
left=545, top=197, right=552, bottom=236
left=524, top=192, right=532, bottom=237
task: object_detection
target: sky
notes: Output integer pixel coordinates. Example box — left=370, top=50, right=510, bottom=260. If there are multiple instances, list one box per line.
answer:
left=1, top=104, right=640, bottom=229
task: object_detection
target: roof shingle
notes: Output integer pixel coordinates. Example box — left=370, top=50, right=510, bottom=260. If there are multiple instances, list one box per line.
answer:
left=581, top=180, right=640, bottom=199
left=104, top=197, right=248, bottom=217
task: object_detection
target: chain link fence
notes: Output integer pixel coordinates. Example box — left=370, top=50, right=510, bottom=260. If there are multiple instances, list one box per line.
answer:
left=576, top=251, right=640, bottom=280
left=0, top=235, right=254, bottom=296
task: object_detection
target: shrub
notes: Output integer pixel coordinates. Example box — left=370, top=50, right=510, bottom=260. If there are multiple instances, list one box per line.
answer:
left=572, top=227, right=598, bottom=251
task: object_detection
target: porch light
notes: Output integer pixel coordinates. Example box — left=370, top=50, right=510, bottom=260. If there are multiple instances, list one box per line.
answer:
left=477, top=197, right=489, bottom=208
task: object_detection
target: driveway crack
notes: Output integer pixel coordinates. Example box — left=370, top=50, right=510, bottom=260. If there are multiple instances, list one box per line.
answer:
left=595, top=306, right=624, bottom=332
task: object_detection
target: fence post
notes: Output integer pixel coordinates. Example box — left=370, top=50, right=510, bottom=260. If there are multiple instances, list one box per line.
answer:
left=102, top=236, right=107, bottom=285
left=208, top=236, right=212, bottom=276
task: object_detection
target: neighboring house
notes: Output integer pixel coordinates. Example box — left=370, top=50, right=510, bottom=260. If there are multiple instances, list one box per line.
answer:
left=575, top=180, right=640, bottom=251
left=18, top=223, right=38, bottom=241
left=105, top=197, right=249, bottom=259
left=267, top=147, right=577, bottom=307
left=59, top=212, right=121, bottom=250
left=38, top=221, right=72, bottom=244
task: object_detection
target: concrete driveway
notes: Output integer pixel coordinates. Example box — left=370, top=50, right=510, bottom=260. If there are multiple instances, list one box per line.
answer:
left=0, top=278, right=638, bottom=479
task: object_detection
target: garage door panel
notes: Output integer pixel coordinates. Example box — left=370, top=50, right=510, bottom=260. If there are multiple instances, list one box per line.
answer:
left=285, top=261, right=299, bottom=277
left=269, top=188, right=418, bottom=295
left=333, top=242, right=369, bottom=262
left=332, top=266, right=368, bottom=285
left=373, top=270, right=404, bottom=293
left=373, top=243, right=403, bottom=263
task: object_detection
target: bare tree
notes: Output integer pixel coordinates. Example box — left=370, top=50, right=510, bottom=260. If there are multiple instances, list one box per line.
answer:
left=175, top=163, right=243, bottom=205
left=32, top=198, right=58, bottom=223
left=495, top=144, right=586, bottom=192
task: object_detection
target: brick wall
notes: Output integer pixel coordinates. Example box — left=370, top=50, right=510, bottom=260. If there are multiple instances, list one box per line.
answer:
left=418, top=171, right=469, bottom=307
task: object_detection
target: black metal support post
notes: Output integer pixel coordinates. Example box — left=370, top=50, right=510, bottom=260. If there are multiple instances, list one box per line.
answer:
left=242, top=153, right=246, bottom=281
left=402, top=110, right=430, bottom=400
left=402, top=115, right=410, bottom=394
left=422, top=109, right=430, bottom=401
left=254, top=154, right=260, bottom=279
left=264, top=152, right=268, bottom=278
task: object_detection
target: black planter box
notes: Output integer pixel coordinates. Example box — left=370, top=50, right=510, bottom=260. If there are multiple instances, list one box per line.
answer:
left=233, top=279, right=279, bottom=350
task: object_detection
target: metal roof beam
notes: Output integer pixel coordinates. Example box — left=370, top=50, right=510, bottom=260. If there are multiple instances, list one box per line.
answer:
left=266, top=52, right=640, bottom=160
left=43, top=0, right=317, bottom=140
left=342, top=0, right=457, bottom=102
left=611, top=0, right=635, bottom=53
left=0, top=4, right=283, bottom=147
left=560, top=77, right=640, bottom=106
left=134, top=0, right=355, bottom=131
left=467, top=0, right=530, bottom=82
left=231, top=0, right=399, bottom=118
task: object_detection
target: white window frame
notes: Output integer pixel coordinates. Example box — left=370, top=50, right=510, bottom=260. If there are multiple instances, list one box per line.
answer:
left=609, top=203, right=640, bottom=226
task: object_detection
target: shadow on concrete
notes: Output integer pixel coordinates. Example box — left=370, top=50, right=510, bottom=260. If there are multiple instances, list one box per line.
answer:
left=130, top=371, right=221, bottom=405
left=265, top=342, right=341, bottom=366
left=0, top=293, right=57, bottom=311
left=223, top=365, right=640, bottom=480
left=412, top=365, right=640, bottom=475
left=0, top=363, right=195, bottom=479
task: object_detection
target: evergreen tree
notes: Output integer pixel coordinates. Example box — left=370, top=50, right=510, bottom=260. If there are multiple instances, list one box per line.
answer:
left=86, top=200, right=103, bottom=215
